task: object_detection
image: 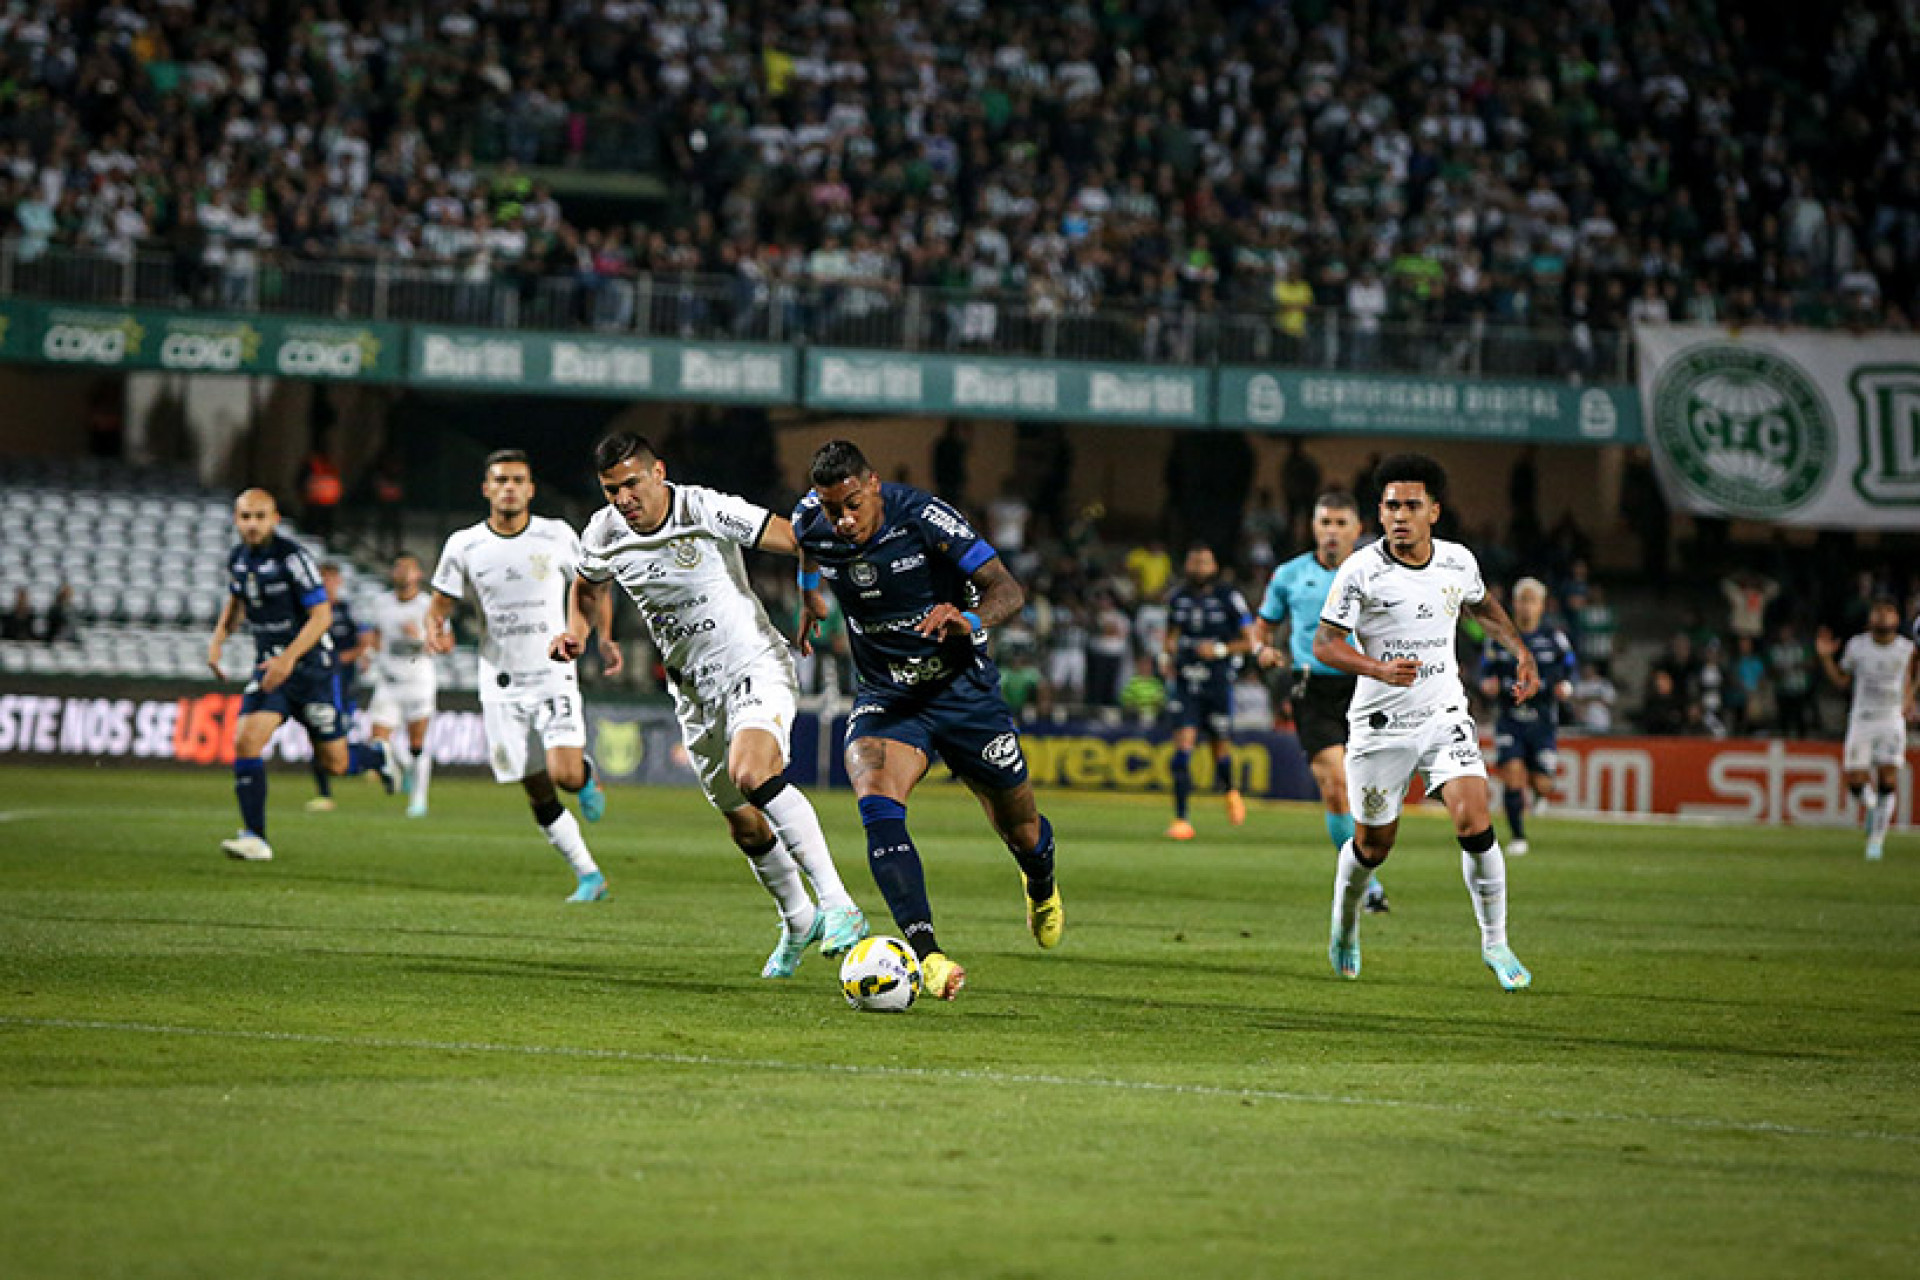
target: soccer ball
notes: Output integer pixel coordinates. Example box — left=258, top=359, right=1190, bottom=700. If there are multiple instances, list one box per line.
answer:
left=839, top=936, right=922, bottom=1012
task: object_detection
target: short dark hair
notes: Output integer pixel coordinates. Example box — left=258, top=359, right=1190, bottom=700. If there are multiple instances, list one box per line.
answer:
left=1314, top=489, right=1359, bottom=515
left=810, top=439, right=873, bottom=488
left=319, top=560, right=342, bottom=575
left=593, top=432, right=656, bottom=474
left=1870, top=592, right=1902, bottom=612
left=484, top=448, right=531, bottom=475
left=1373, top=453, right=1448, bottom=503
left=1185, top=541, right=1216, bottom=559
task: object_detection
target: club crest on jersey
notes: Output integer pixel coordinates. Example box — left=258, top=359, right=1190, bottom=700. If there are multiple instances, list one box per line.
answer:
left=1441, top=586, right=1464, bottom=617
left=982, top=732, right=1023, bottom=771
left=529, top=553, right=552, bottom=581
left=671, top=537, right=702, bottom=569
left=850, top=561, right=878, bottom=587
left=1360, top=785, right=1391, bottom=819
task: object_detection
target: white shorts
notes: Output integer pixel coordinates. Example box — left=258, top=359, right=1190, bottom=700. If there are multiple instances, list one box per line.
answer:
left=368, top=680, right=438, bottom=730
left=1844, top=717, right=1909, bottom=772
left=482, top=686, right=587, bottom=783
left=1345, top=703, right=1487, bottom=826
left=671, top=652, right=798, bottom=812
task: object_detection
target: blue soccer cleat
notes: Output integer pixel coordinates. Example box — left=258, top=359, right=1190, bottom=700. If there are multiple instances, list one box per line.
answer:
left=817, top=904, right=870, bottom=958
left=1482, top=944, right=1532, bottom=991
left=1329, top=926, right=1361, bottom=980
left=761, top=910, right=825, bottom=978
left=565, top=870, right=609, bottom=903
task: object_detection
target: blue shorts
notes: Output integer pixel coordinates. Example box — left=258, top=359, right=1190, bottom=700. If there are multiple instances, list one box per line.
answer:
left=1167, top=674, right=1234, bottom=738
left=847, top=665, right=1028, bottom=790
left=1494, top=713, right=1557, bottom=774
left=241, top=658, right=351, bottom=744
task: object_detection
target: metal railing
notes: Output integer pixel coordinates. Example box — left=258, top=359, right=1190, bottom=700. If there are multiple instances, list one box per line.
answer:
left=0, top=242, right=1631, bottom=381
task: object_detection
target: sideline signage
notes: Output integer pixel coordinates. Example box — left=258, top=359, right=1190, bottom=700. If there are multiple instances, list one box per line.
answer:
left=1218, top=367, right=1640, bottom=444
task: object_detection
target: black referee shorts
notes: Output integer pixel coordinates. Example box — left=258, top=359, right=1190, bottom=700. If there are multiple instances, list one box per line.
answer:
left=1292, top=670, right=1357, bottom=760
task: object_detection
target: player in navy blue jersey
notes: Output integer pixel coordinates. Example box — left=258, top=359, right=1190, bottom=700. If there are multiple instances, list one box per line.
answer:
left=1160, top=544, right=1257, bottom=839
left=1478, top=578, right=1576, bottom=856
left=306, top=562, right=373, bottom=813
left=793, top=440, right=1061, bottom=1000
left=207, top=490, right=404, bottom=862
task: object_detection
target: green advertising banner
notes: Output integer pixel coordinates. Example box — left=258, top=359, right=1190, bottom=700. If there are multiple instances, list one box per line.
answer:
left=805, top=349, right=1211, bottom=425
left=408, top=327, right=793, bottom=402
left=1216, top=367, right=1641, bottom=444
left=0, top=300, right=402, bottom=380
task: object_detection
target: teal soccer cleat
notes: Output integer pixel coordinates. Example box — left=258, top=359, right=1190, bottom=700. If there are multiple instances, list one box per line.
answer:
left=1329, top=926, right=1361, bottom=980
left=817, top=904, right=870, bottom=958
left=1482, top=944, right=1532, bottom=991
left=565, top=871, right=609, bottom=903
left=761, top=910, right=825, bottom=978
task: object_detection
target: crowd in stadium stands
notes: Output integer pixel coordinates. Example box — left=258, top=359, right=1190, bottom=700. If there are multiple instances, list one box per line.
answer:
left=2, top=2, right=1918, bottom=364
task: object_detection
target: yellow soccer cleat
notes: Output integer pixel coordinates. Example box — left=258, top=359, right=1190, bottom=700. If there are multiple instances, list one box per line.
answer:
left=1166, top=818, right=1196, bottom=841
left=919, top=951, right=967, bottom=1001
left=1025, top=884, right=1064, bottom=949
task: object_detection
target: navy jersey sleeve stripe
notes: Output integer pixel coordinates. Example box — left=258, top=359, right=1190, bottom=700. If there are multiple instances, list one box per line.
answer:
left=299, top=585, right=329, bottom=608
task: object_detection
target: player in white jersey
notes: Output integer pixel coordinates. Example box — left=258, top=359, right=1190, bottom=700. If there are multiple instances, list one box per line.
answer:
left=551, top=433, right=869, bottom=977
left=425, top=450, right=614, bottom=902
left=365, top=552, right=440, bottom=819
left=1816, top=595, right=1918, bottom=861
left=1313, top=453, right=1540, bottom=990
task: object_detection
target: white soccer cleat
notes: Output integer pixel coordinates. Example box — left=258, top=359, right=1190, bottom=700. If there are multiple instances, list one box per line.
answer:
left=1509, top=838, right=1530, bottom=857
left=1866, top=837, right=1884, bottom=862
left=221, top=832, right=274, bottom=862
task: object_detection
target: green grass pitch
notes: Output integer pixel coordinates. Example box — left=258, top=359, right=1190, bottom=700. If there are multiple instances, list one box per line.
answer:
left=2, top=765, right=1917, bottom=1279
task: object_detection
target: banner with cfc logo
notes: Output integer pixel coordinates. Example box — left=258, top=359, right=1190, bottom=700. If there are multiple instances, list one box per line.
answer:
left=1636, top=323, right=1920, bottom=528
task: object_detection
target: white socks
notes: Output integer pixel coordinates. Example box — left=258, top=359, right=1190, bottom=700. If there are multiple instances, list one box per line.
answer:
left=411, top=745, right=433, bottom=807
left=761, top=785, right=856, bottom=911
left=1331, top=840, right=1374, bottom=935
left=1461, top=839, right=1509, bottom=949
left=1869, top=791, right=1896, bottom=841
left=743, top=840, right=817, bottom=933
left=542, top=809, right=599, bottom=877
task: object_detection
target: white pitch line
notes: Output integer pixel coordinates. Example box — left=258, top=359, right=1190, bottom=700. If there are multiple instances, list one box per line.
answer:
left=3, top=1015, right=1914, bottom=1147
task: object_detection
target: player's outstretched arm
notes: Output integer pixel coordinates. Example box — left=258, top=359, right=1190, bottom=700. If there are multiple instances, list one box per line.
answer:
left=755, top=515, right=799, bottom=557
left=1467, top=594, right=1538, bottom=702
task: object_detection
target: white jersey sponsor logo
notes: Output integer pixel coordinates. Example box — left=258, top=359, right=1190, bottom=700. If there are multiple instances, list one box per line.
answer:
left=1321, top=538, right=1486, bottom=729
left=367, top=589, right=439, bottom=692
left=430, top=516, right=581, bottom=701
left=578, top=485, right=787, bottom=703
left=1841, top=633, right=1915, bottom=723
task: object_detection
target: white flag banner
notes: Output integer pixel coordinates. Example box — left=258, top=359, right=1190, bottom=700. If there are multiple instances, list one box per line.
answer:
left=1635, top=322, right=1920, bottom=528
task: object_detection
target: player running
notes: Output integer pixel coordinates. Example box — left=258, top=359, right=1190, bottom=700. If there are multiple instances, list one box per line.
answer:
left=1816, top=595, right=1918, bottom=861
left=1254, top=490, right=1389, bottom=912
left=365, top=552, right=440, bottom=819
left=306, top=561, right=373, bottom=813
left=794, top=440, right=1062, bottom=1001
left=1160, top=543, right=1255, bottom=840
left=1479, top=577, right=1576, bottom=856
left=552, top=432, right=869, bottom=977
left=1312, top=454, right=1539, bottom=991
left=208, top=490, right=404, bottom=862
left=425, top=450, right=613, bottom=902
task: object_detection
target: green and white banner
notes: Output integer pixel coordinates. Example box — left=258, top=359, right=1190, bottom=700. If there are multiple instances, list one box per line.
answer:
left=1637, top=323, right=1920, bottom=528
left=409, top=327, right=794, bottom=401
left=805, top=349, right=1210, bottom=424
left=1216, top=367, right=1638, bottom=443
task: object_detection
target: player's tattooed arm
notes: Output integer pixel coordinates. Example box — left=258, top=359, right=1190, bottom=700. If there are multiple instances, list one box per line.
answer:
left=1467, top=594, right=1539, bottom=702
left=916, top=554, right=1025, bottom=639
